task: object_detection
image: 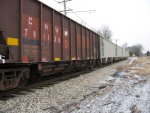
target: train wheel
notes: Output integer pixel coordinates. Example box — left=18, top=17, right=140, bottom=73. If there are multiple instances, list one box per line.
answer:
left=18, top=71, right=29, bottom=88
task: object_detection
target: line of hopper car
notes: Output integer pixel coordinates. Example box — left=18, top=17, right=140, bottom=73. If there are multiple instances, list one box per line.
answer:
left=0, top=0, right=129, bottom=91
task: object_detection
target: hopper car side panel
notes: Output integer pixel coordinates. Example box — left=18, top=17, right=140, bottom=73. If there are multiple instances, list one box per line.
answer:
left=90, top=31, right=94, bottom=59
left=93, top=33, right=96, bottom=59
left=99, top=36, right=117, bottom=63
left=63, top=17, right=70, bottom=61
left=41, top=5, right=53, bottom=62
left=86, top=29, right=90, bottom=59
left=100, top=37, right=116, bottom=58
left=93, top=33, right=99, bottom=59
left=22, top=0, right=40, bottom=63
left=125, top=50, right=129, bottom=57
left=0, top=0, right=20, bottom=63
left=53, top=12, right=62, bottom=61
left=122, top=48, right=128, bottom=58
left=82, top=27, right=86, bottom=60
left=96, top=35, right=100, bottom=59
left=0, top=0, right=99, bottom=63
left=76, top=24, right=82, bottom=60
left=117, top=46, right=122, bottom=57
left=122, top=48, right=125, bottom=57
left=70, top=21, right=76, bottom=61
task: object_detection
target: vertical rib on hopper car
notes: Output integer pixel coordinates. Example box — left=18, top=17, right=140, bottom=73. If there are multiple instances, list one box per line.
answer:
left=0, top=0, right=129, bottom=91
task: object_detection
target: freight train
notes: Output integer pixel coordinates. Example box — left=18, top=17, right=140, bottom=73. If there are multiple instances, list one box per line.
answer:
left=0, top=0, right=129, bottom=91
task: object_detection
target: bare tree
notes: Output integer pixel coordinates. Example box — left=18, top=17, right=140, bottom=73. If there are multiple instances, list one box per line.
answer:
left=128, top=44, right=143, bottom=57
left=97, top=25, right=112, bottom=41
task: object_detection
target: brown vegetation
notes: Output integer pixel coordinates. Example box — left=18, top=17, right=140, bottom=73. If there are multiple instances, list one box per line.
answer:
left=132, top=57, right=150, bottom=75
left=117, top=57, right=150, bottom=76
left=117, top=65, right=127, bottom=72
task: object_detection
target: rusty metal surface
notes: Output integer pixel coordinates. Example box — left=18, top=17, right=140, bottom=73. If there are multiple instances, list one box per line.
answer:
left=0, top=67, right=29, bottom=91
left=93, top=33, right=95, bottom=59
left=93, top=33, right=96, bottom=59
left=0, top=0, right=102, bottom=64
left=82, top=27, right=86, bottom=60
left=90, top=31, right=93, bottom=59
left=53, top=12, right=62, bottom=61
left=96, top=35, right=100, bottom=59
left=86, top=29, right=90, bottom=59
left=63, top=17, right=70, bottom=61
left=22, top=0, right=40, bottom=63
left=0, top=0, right=20, bottom=63
left=41, top=6, right=53, bottom=62
left=70, top=21, right=76, bottom=60
left=76, top=24, right=82, bottom=60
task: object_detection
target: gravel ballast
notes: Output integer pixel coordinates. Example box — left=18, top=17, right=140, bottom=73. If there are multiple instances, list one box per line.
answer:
left=1, top=59, right=148, bottom=113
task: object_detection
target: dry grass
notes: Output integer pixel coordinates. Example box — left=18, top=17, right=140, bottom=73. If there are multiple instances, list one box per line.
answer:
left=136, top=63, right=150, bottom=76
left=131, top=57, right=150, bottom=76
left=132, top=57, right=149, bottom=65
left=117, top=65, right=127, bottom=72
left=117, top=57, right=150, bottom=76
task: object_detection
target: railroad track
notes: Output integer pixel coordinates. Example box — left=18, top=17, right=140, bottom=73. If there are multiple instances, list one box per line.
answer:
left=0, top=61, right=121, bottom=100
left=0, top=69, right=93, bottom=100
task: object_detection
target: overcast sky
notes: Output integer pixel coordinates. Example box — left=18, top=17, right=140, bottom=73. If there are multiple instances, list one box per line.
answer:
left=39, top=0, right=150, bottom=52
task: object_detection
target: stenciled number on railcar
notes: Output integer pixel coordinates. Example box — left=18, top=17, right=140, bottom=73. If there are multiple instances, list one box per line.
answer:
left=54, top=27, right=61, bottom=43
left=43, top=23, right=50, bottom=41
left=24, top=17, right=37, bottom=40
left=64, top=30, right=69, bottom=49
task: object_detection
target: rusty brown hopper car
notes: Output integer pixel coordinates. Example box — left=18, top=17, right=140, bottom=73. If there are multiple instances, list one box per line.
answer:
left=0, top=0, right=100, bottom=91
left=0, top=0, right=129, bottom=91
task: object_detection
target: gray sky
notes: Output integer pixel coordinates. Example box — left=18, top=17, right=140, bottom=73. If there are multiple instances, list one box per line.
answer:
left=39, top=0, right=150, bottom=52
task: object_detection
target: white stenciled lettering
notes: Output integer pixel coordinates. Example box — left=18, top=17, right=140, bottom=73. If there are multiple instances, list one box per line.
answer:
left=43, top=34, right=50, bottom=41
left=29, top=17, right=33, bottom=25
left=45, top=24, right=48, bottom=30
left=64, top=31, right=68, bottom=37
left=24, top=29, right=28, bottom=37
left=33, top=31, right=36, bottom=38
left=55, top=27, right=59, bottom=33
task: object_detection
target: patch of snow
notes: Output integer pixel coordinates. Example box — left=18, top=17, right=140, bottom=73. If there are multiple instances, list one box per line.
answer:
left=65, top=74, right=150, bottom=113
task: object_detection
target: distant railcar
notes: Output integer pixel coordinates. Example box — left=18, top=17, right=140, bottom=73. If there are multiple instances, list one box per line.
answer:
left=117, top=46, right=123, bottom=60
left=99, top=37, right=116, bottom=63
